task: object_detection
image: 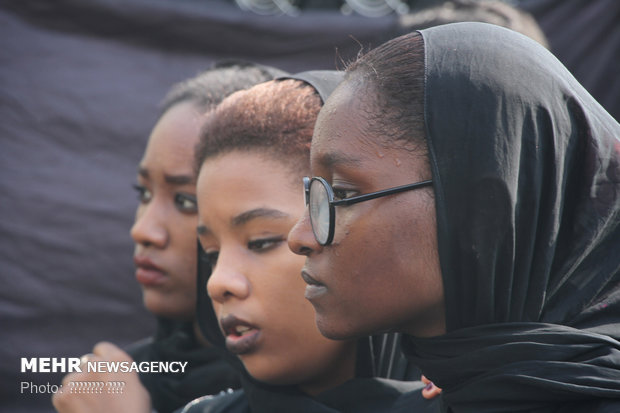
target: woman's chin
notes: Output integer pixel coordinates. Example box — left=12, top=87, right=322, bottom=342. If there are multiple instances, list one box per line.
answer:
left=315, top=314, right=358, bottom=341
left=242, top=355, right=299, bottom=386
left=142, top=292, right=194, bottom=321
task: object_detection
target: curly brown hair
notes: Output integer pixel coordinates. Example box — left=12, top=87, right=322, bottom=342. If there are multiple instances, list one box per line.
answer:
left=194, top=79, right=321, bottom=178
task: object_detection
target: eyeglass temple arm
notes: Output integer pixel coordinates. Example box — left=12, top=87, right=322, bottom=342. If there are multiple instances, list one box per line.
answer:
left=331, top=180, right=433, bottom=206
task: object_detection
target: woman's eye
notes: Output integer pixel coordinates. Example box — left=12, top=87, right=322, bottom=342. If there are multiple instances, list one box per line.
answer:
left=205, top=250, right=219, bottom=265
left=175, top=193, right=197, bottom=213
left=332, top=187, right=356, bottom=201
left=132, top=184, right=152, bottom=203
left=247, top=237, right=284, bottom=253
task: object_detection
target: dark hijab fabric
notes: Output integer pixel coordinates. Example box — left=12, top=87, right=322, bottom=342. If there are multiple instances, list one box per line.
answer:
left=127, top=318, right=240, bottom=413
left=189, top=72, right=437, bottom=413
left=401, top=22, right=620, bottom=412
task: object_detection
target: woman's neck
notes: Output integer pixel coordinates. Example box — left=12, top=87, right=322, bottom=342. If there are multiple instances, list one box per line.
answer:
left=297, top=343, right=357, bottom=397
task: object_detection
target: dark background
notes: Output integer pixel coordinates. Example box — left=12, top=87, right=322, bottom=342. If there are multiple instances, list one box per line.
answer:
left=1, top=1, right=618, bottom=411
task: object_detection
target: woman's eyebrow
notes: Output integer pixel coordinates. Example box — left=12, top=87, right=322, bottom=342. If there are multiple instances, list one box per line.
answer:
left=164, top=173, right=194, bottom=185
left=231, top=208, right=289, bottom=227
left=136, top=166, right=194, bottom=185
left=196, top=208, right=289, bottom=236
left=315, top=151, right=362, bottom=169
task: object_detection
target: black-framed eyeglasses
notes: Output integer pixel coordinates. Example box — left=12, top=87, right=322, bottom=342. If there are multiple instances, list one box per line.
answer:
left=303, top=176, right=433, bottom=246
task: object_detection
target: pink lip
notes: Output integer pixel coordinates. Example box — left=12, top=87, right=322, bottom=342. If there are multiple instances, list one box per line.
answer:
left=301, top=269, right=327, bottom=301
left=220, top=314, right=261, bottom=355
left=134, top=256, right=166, bottom=287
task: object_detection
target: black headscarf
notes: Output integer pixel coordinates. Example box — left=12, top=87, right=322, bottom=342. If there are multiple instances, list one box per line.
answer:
left=127, top=318, right=240, bottom=413
left=191, top=71, right=438, bottom=413
left=401, top=22, right=620, bottom=412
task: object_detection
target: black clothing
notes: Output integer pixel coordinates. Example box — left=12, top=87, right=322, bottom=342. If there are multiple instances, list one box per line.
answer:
left=402, top=22, right=620, bottom=412
left=190, top=72, right=437, bottom=413
left=180, top=377, right=432, bottom=413
left=279, top=70, right=344, bottom=104
left=128, top=319, right=240, bottom=413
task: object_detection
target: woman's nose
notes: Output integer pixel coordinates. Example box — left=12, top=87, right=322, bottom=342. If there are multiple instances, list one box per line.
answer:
left=288, top=210, right=320, bottom=256
left=207, top=253, right=251, bottom=303
left=130, top=203, right=168, bottom=248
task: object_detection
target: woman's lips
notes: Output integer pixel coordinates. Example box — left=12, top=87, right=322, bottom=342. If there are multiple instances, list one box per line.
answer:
left=134, top=256, right=166, bottom=287
left=301, top=269, right=327, bottom=300
left=220, top=314, right=261, bottom=355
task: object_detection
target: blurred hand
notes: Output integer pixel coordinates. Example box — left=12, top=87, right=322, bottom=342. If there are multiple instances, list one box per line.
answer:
left=421, top=374, right=442, bottom=400
left=52, top=342, right=151, bottom=413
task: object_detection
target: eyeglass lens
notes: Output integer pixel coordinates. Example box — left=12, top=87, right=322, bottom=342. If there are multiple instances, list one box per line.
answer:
left=309, top=179, right=330, bottom=245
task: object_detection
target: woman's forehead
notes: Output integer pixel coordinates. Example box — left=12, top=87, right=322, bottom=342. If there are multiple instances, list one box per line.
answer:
left=314, top=83, right=372, bottom=144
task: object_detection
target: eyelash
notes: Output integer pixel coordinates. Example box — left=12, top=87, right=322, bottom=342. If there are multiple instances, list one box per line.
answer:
left=175, top=193, right=197, bottom=213
left=132, top=184, right=197, bottom=213
left=204, top=250, right=219, bottom=265
left=133, top=184, right=152, bottom=203
left=204, top=237, right=284, bottom=266
left=247, top=237, right=285, bottom=252
left=332, top=186, right=357, bottom=201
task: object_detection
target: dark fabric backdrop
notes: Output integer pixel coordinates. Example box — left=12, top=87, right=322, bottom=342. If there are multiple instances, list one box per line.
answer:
left=0, top=0, right=617, bottom=411
left=519, top=0, right=619, bottom=123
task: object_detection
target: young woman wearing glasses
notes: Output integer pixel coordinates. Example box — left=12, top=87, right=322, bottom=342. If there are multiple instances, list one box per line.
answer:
left=288, top=23, right=620, bottom=412
left=185, top=72, right=438, bottom=412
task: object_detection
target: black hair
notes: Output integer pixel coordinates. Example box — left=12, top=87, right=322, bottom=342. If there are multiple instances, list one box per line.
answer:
left=160, top=60, right=287, bottom=114
left=345, top=31, right=427, bottom=153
